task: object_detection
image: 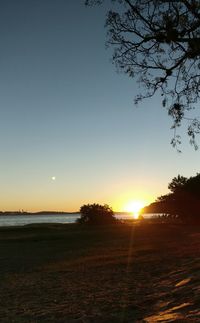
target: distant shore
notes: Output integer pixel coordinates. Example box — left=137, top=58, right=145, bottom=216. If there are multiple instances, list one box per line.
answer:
left=0, top=211, right=80, bottom=216
left=0, top=211, right=131, bottom=216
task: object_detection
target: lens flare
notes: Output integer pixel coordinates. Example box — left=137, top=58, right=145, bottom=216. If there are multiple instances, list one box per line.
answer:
left=124, top=200, right=145, bottom=219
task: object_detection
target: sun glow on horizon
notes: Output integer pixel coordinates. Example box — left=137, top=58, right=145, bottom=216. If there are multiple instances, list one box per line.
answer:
left=124, top=200, right=145, bottom=219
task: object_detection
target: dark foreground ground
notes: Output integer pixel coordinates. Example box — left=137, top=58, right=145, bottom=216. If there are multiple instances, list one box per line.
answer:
left=0, top=222, right=200, bottom=322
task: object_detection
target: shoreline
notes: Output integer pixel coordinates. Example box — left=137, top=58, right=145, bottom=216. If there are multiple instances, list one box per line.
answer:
left=0, top=212, right=80, bottom=216
left=0, top=211, right=132, bottom=216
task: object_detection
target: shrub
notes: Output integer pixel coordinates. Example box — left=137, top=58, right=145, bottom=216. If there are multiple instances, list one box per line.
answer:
left=77, top=203, right=118, bottom=225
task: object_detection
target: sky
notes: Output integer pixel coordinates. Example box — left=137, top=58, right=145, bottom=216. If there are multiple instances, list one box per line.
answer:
left=0, top=0, right=200, bottom=212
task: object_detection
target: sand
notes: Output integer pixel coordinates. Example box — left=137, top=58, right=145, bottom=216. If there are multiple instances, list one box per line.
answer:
left=0, top=222, right=200, bottom=322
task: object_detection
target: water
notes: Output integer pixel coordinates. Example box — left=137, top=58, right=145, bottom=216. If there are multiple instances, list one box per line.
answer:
left=0, top=214, right=79, bottom=227
left=0, top=213, right=138, bottom=227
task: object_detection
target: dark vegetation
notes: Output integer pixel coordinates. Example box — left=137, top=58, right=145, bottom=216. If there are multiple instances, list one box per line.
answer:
left=143, top=173, right=200, bottom=223
left=77, top=203, right=118, bottom=224
left=86, top=0, right=200, bottom=149
left=1, top=223, right=200, bottom=322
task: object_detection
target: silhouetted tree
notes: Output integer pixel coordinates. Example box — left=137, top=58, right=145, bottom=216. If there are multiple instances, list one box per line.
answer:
left=86, top=0, right=200, bottom=149
left=168, top=175, right=188, bottom=193
left=77, top=203, right=118, bottom=224
left=144, top=173, right=200, bottom=223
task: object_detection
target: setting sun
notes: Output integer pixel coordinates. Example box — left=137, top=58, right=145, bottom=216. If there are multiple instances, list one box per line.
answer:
left=124, top=200, right=145, bottom=219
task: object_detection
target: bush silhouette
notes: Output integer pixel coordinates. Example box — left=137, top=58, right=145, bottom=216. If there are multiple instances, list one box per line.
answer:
left=77, top=203, right=117, bottom=225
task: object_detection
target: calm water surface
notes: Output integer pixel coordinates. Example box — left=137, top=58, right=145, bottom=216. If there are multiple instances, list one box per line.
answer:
left=0, top=213, right=138, bottom=227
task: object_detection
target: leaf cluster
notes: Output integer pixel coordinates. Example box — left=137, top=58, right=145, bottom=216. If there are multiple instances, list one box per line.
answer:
left=86, top=0, right=200, bottom=148
left=145, top=173, right=200, bottom=222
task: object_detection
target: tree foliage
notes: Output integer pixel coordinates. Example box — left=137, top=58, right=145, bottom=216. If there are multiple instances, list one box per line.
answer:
left=168, top=174, right=188, bottom=193
left=77, top=203, right=117, bottom=224
left=86, top=0, right=200, bottom=149
left=144, top=173, right=200, bottom=222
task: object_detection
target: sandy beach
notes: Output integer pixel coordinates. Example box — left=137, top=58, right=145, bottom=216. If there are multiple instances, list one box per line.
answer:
left=0, top=222, right=200, bottom=322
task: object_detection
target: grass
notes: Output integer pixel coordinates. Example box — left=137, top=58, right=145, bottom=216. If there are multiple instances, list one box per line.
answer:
left=0, top=222, right=200, bottom=322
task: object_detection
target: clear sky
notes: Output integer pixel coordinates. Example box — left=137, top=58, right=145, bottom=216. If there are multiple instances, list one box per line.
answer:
left=0, top=0, right=200, bottom=212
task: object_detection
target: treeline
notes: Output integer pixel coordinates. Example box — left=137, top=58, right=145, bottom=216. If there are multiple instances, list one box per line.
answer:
left=0, top=211, right=79, bottom=216
left=0, top=211, right=29, bottom=215
left=143, top=173, right=200, bottom=223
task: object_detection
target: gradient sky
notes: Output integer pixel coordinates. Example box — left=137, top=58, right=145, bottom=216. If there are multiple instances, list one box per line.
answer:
left=0, top=0, right=200, bottom=212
